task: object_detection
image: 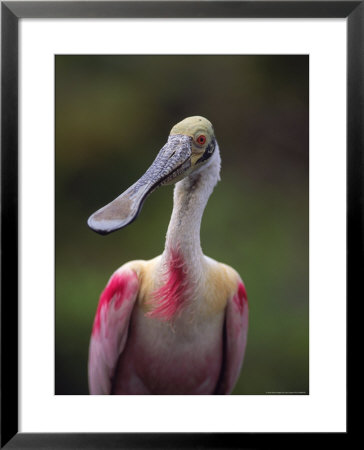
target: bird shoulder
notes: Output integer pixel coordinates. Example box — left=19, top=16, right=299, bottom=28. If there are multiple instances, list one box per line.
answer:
left=201, top=258, right=243, bottom=315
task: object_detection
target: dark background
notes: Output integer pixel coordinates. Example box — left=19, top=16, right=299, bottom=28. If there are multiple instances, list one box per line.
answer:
left=55, top=55, right=309, bottom=395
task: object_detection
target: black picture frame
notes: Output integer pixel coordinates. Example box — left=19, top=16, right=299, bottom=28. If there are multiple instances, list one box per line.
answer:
left=1, top=1, right=357, bottom=448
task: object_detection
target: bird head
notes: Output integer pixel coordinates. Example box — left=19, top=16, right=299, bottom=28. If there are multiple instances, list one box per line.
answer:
left=88, top=116, right=217, bottom=235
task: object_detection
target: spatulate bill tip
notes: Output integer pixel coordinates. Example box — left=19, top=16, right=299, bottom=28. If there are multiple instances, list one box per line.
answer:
left=87, top=190, right=141, bottom=235
left=87, top=205, right=141, bottom=235
left=87, top=214, right=123, bottom=235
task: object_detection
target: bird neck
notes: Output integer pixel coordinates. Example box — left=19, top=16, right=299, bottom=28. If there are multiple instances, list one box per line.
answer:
left=164, top=145, right=221, bottom=269
left=148, top=147, right=221, bottom=321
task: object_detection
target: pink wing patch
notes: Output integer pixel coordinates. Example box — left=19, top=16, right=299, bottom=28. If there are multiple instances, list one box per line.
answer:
left=88, top=268, right=139, bottom=394
left=233, top=281, right=248, bottom=314
left=215, top=280, right=249, bottom=394
left=146, top=248, right=188, bottom=321
left=92, top=269, right=138, bottom=336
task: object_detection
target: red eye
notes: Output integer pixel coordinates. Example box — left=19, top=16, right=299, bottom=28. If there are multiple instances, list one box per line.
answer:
left=196, top=135, right=206, bottom=145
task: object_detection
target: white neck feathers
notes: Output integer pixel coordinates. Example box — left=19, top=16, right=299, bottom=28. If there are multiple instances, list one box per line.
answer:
left=164, top=144, right=221, bottom=266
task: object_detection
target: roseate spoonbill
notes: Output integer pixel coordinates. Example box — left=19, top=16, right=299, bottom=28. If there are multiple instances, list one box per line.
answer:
left=87, top=116, right=248, bottom=394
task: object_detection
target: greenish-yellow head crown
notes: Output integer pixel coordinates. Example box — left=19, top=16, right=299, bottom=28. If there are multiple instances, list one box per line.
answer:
left=170, top=116, right=214, bottom=140
left=170, top=116, right=215, bottom=166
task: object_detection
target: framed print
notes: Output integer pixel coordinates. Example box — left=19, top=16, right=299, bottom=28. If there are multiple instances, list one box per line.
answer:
left=1, top=1, right=358, bottom=447
left=55, top=54, right=309, bottom=398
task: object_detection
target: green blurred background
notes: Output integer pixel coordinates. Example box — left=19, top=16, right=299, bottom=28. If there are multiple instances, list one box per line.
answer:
left=55, top=55, right=308, bottom=395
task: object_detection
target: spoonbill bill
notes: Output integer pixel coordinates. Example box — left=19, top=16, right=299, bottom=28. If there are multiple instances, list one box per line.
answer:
left=87, top=116, right=248, bottom=394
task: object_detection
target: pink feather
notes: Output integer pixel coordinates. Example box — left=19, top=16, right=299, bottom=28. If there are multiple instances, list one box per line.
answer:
left=215, top=280, right=249, bottom=394
left=146, top=247, right=188, bottom=321
left=88, top=268, right=139, bottom=394
left=92, top=269, right=138, bottom=336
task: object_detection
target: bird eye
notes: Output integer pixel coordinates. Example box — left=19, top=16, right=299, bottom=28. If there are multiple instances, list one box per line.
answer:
left=196, top=135, right=206, bottom=146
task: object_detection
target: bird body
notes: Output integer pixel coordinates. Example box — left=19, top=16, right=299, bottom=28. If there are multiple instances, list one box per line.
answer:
left=88, top=116, right=248, bottom=394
